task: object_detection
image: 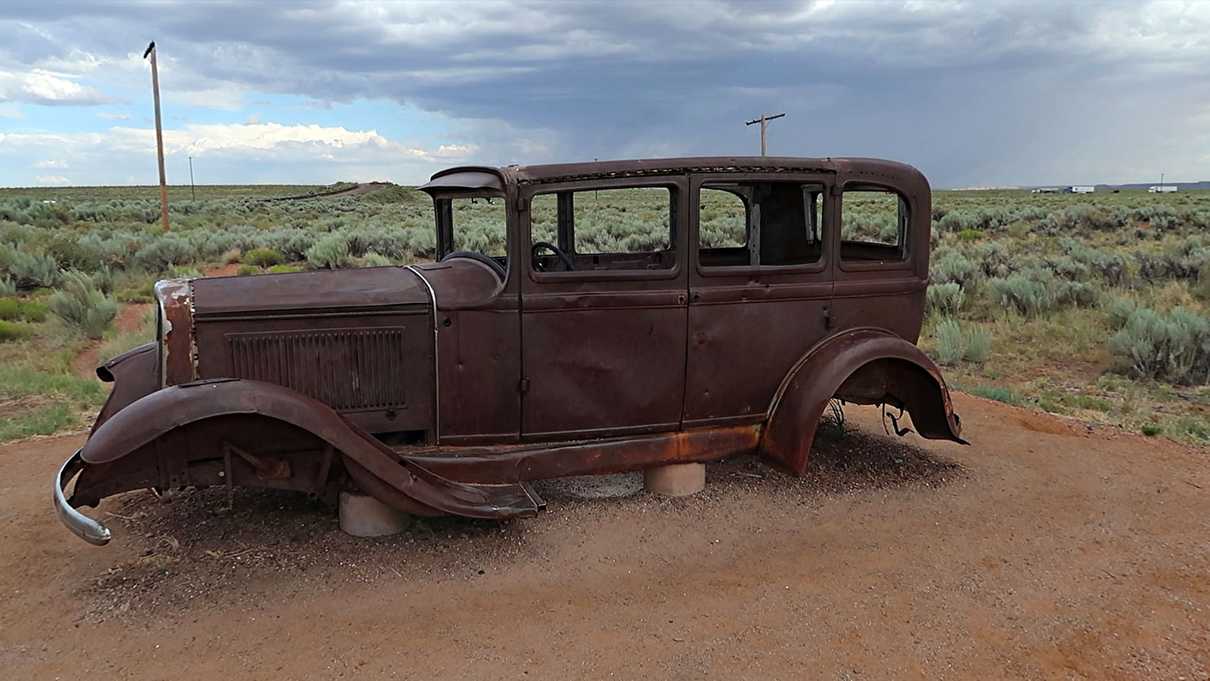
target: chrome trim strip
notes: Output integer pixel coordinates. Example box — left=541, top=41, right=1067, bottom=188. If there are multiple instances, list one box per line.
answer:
left=53, top=450, right=112, bottom=546
left=405, top=265, right=441, bottom=442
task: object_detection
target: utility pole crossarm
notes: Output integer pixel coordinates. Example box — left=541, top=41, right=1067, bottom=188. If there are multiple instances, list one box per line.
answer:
left=744, top=112, right=786, bottom=126
left=745, top=112, right=786, bottom=157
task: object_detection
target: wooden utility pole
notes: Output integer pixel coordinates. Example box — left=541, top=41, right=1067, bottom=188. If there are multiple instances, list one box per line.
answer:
left=143, top=41, right=170, bottom=231
left=189, top=155, right=196, bottom=200
left=745, top=112, right=786, bottom=156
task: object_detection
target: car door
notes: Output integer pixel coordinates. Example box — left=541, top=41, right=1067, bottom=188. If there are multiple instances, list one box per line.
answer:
left=519, top=177, right=689, bottom=441
left=684, top=173, right=836, bottom=426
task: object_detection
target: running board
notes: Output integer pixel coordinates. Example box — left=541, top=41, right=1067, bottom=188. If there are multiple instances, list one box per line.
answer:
left=342, top=423, right=544, bottom=519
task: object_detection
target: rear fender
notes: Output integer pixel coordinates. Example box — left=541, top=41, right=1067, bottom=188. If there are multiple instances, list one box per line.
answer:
left=74, top=379, right=540, bottom=520
left=761, top=327, right=965, bottom=474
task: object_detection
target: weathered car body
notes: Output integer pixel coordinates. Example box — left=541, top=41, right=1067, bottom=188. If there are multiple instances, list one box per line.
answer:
left=55, top=157, right=965, bottom=545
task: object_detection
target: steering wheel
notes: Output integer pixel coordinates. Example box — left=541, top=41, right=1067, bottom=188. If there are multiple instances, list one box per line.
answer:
left=531, top=241, right=575, bottom=272
left=440, top=250, right=506, bottom=280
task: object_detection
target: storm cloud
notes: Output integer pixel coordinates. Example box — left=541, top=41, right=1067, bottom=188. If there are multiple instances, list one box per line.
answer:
left=1, top=1, right=1207, bottom=186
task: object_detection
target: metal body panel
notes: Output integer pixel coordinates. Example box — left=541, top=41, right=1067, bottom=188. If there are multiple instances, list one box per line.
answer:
left=405, top=424, right=760, bottom=484
left=71, top=380, right=540, bottom=520
left=436, top=307, right=522, bottom=443
left=762, top=327, right=965, bottom=474
left=191, top=266, right=428, bottom=316
left=521, top=304, right=688, bottom=438
left=193, top=310, right=434, bottom=434
left=685, top=172, right=836, bottom=422
left=414, top=258, right=522, bottom=444
left=91, top=341, right=159, bottom=434
left=518, top=175, right=689, bottom=440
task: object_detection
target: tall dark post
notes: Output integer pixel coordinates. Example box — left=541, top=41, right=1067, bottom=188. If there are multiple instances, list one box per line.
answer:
left=189, top=155, right=196, bottom=201
left=143, top=41, right=170, bottom=231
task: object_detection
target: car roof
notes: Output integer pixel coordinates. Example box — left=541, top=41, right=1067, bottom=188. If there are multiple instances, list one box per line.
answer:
left=420, top=156, right=927, bottom=194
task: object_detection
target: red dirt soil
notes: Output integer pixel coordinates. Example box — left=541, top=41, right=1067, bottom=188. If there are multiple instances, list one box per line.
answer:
left=71, top=303, right=153, bottom=379
left=1, top=396, right=1207, bottom=680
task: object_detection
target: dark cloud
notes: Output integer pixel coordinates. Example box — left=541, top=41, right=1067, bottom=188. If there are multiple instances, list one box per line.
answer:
left=1, top=1, right=1208, bottom=185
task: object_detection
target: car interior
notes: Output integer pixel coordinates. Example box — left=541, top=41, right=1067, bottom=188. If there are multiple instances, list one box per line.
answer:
left=698, top=182, right=824, bottom=268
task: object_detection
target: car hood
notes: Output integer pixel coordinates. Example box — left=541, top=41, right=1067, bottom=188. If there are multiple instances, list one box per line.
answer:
left=190, top=266, right=430, bottom=317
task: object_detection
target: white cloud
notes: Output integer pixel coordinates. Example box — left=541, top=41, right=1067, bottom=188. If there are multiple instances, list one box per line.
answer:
left=34, top=48, right=103, bottom=75
left=0, top=120, right=482, bottom=185
left=0, top=68, right=108, bottom=105
left=35, top=175, right=69, bottom=185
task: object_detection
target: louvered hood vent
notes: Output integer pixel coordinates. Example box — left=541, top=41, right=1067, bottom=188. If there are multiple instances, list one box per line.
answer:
left=227, top=327, right=408, bottom=410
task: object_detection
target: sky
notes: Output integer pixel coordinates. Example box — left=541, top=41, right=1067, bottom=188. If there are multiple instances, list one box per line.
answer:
left=0, top=1, right=1208, bottom=188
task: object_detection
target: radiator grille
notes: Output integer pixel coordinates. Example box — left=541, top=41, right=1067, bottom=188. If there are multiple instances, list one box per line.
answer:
left=227, top=327, right=406, bottom=410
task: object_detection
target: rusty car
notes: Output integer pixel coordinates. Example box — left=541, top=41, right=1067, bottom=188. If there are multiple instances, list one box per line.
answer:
left=55, top=156, right=965, bottom=545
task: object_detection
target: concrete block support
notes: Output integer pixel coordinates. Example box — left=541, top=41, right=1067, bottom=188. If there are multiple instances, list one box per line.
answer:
left=339, top=491, right=411, bottom=537
left=644, top=463, right=706, bottom=497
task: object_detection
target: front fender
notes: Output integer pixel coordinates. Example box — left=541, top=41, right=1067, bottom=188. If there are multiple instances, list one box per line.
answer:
left=63, top=379, right=540, bottom=543
left=761, top=327, right=966, bottom=475
left=90, top=341, right=159, bottom=435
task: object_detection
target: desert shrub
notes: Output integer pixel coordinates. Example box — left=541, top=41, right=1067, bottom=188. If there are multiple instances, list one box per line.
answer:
left=167, top=265, right=204, bottom=280
left=244, top=247, right=285, bottom=268
left=927, top=282, right=965, bottom=316
left=1059, top=238, right=1129, bottom=286
left=44, top=234, right=104, bottom=272
left=0, top=319, right=33, bottom=342
left=0, top=298, right=49, bottom=322
left=1196, top=264, right=1210, bottom=302
left=306, top=233, right=354, bottom=269
left=133, top=236, right=194, bottom=272
left=971, top=241, right=1013, bottom=278
left=935, top=318, right=966, bottom=366
left=0, top=276, right=15, bottom=296
left=402, top=227, right=437, bottom=258
left=0, top=243, right=60, bottom=289
left=988, top=272, right=1054, bottom=316
left=346, top=226, right=411, bottom=260
left=1108, top=306, right=1210, bottom=384
left=1042, top=204, right=1122, bottom=233
left=1044, top=255, right=1090, bottom=281
left=49, top=270, right=118, bottom=338
left=1105, top=296, right=1137, bottom=328
left=78, top=232, right=142, bottom=270
left=184, top=231, right=244, bottom=261
left=267, top=264, right=305, bottom=274
left=931, top=250, right=979, bottom=289
left=357, top=251, right=393, bottom=268
left=964, top=326, right=992, bottom=363
left=1134, top=235, right=1209, bottom=282
left=237, top=265, right=261, bottom=276
left=935, top=318, right=992, bottom=366
left=1058, top=280, right=1100, bottom=306
left=90, top=265, right=114, bottom=294
left=937, top=212, right=966, bottom=233
left=988, top=268, right=1098, bottom=316
left=222, top=248, right=242, bottom=264
left=263, top=228, right=316, bottom=261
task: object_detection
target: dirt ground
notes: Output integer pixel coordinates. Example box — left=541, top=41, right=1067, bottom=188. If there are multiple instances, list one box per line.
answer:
left=1, top=395, right=1207, bottom=680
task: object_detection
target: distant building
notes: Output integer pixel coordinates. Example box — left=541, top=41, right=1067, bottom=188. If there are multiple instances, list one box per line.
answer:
left=1148, top=185, right=1177, bottom=193
left=1071, top=185, right=1095, bottom=193
left=1031, top=187, right=1060, bottom=194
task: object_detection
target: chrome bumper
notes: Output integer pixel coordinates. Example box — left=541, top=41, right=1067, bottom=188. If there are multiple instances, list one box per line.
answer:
left=53, top=450, right=111, bottom=546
